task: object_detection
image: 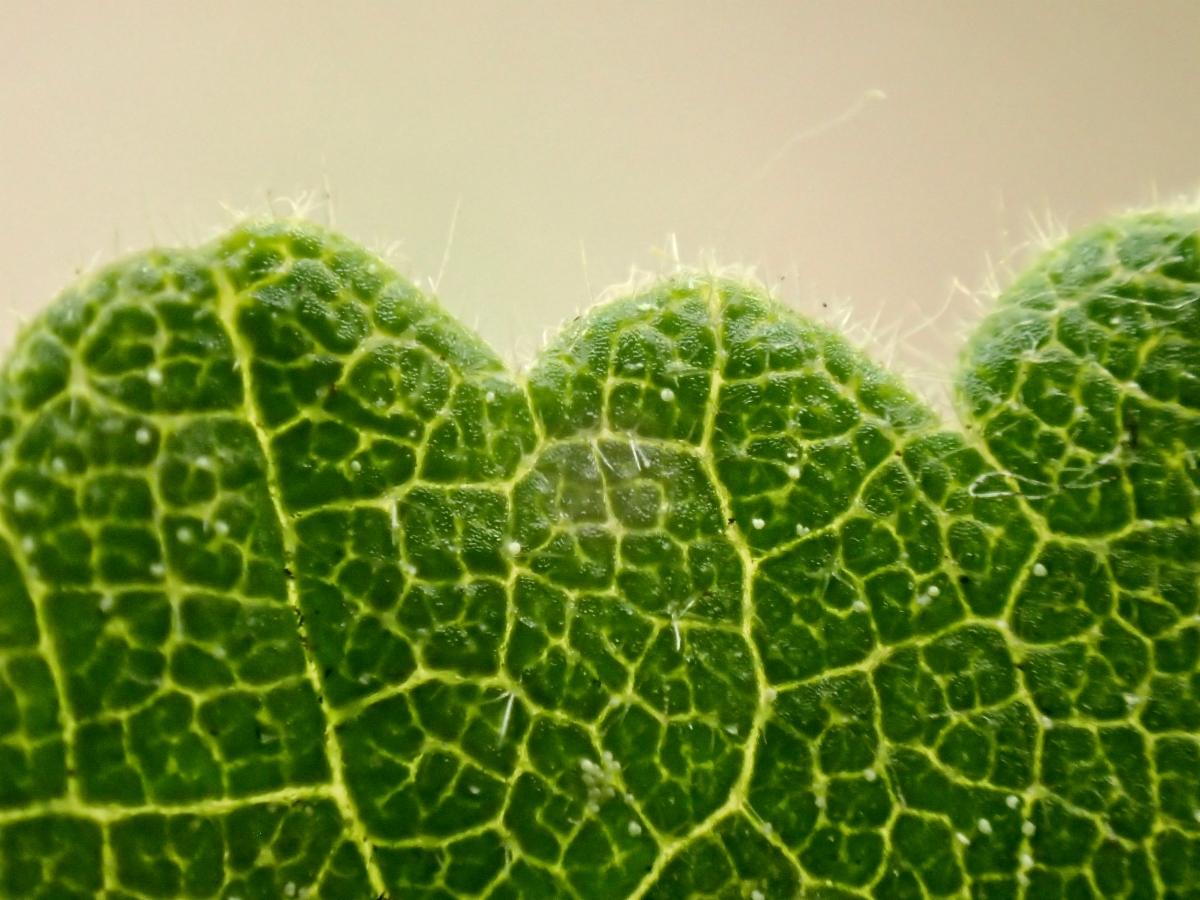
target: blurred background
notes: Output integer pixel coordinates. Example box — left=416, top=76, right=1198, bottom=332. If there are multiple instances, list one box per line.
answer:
left=3, top=2, right=1200, bottom=415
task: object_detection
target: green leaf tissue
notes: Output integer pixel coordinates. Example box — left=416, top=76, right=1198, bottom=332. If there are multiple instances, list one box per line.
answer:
left=1, top=210, right=1198, bottom=900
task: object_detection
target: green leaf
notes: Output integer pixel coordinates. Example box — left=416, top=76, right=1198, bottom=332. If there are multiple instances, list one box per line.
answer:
left=1, top=210, right=1198, bottom=898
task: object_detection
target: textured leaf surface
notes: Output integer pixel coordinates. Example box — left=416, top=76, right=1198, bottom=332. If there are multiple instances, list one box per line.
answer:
left=1, top=212, right=1198, bottom=898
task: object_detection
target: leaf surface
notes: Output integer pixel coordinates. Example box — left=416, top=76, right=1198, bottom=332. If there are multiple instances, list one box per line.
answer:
left=1, top=213, right=1199, bottom=898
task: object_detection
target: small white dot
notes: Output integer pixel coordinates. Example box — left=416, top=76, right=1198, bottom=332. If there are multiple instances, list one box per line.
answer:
left=762, top=822, right=772, bottom=836
left=51, top=458, right=65, bottom=473
left=469, top=785, right=481, bottom=795
left=485, top=391, right=496, bottom=403
left=147, top=368, right=163, bottom=386
left=1020, top=853, right=1033, bottom=868
left=1193, top=809, right=1200, bottom=823
left=764, top=688, right=777, bottom=702
left=863, top=768, right=877, bottom=782
left=99, top=595, right=114, bottom=613
left=977, top=818, right=992, bottom=835
left=1124, top=693, right=1140, bottom=706
left=349, top=460, right=362, bottom=473
left=1022, top=821, right=1036, bottom=836
left=927, top=585, right=940, bottom=597
left=177, top=527, right=193, bottom=543
left=660, top=387, right=675, bottom=402
left=916, top=594, right=932, bottom=607
left=751, top=517, right=765, bottom=530
left=852, top=600, right=868, bottom=613
left=724, top=724, right=739, bottom=736
left=1032, top=563, right=1047, bottom=577
left=195, top=456, right=211, bottom=469
left=135, top=428, right=151, bottom=444
left=815, top=795, right=826, bottom=809
left=212, top=646, right=226, bottom=660
left=150, top=563, right=165, bottom=577
left=285, top=884, right=297, bottom=898
left=751, top=891, right=765, bottom=900
left=20, top=537, right=34, bottom=553
left=1006, top=795, right=1020, bottom=809
left=507, top=541, right=522, bottom=555
left=955, top=832, right=970, bottom=845
left=1040, top=716, right=1054, bottom=730
left=787, top=466, right=800, bottom=479
left=12, top=489, right=31, bottom=510
left=628, top=821, right=642, bottom=836
left=795, top=524, right=809, bottom=536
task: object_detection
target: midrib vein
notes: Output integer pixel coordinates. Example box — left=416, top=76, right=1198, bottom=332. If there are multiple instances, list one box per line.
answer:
left=626, top=278, right=788, bottom=900
left=0, top=783, right=340, bottom=826
left=215, top=268, right=389, bottom=900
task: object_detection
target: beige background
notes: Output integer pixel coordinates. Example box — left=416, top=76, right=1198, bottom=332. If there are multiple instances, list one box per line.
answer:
left=3, top=2, right=1200, bottom=416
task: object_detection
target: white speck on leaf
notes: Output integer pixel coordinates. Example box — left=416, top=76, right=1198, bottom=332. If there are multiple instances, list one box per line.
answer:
left=1033, top=563, right=1047, bottom=577
left=499, top=692, right=515, bottom=740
